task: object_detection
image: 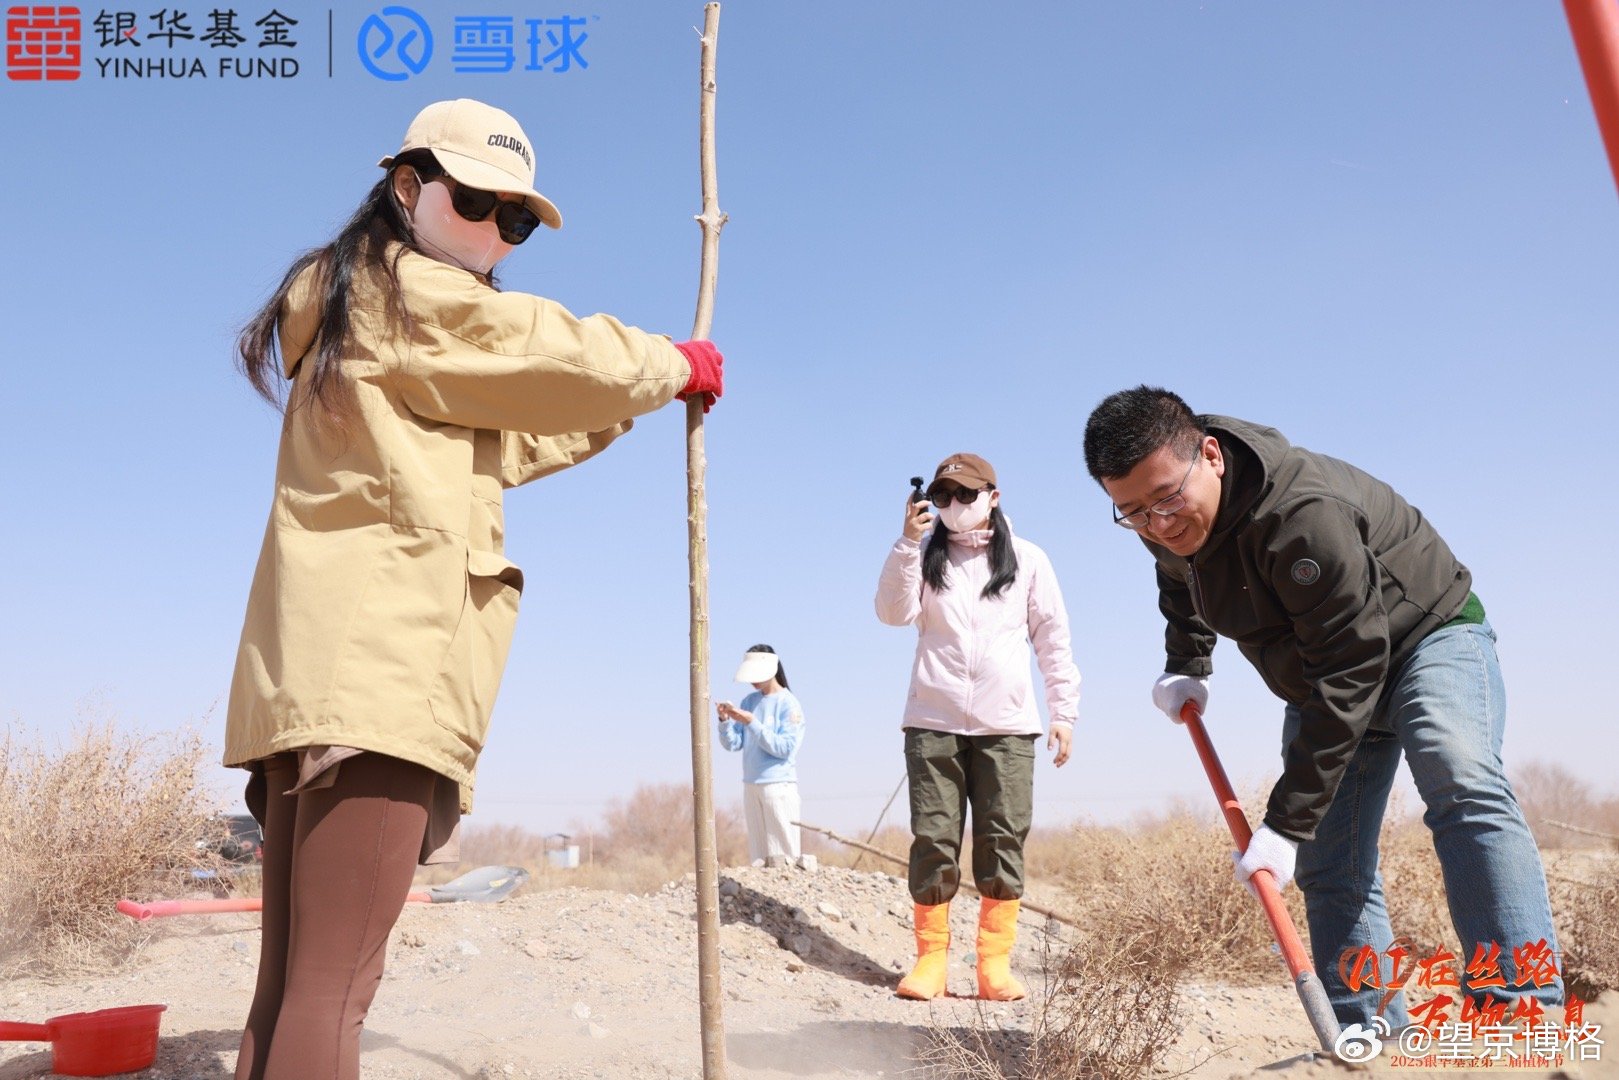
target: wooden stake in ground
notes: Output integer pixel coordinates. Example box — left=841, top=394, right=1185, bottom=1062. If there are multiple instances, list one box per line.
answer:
left=686, top=5, right=729, bottom=1080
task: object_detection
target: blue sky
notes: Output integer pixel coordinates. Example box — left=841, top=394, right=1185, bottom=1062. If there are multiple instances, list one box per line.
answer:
left=2, top=1, right=1616, bottom=837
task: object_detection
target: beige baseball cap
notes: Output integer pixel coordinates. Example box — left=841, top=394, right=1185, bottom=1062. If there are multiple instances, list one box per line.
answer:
left=378, top=98, right=562, bottom=230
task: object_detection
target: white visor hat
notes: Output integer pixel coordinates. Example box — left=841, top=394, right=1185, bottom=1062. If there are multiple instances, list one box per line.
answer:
left=734, top=651, right=780, bottom=684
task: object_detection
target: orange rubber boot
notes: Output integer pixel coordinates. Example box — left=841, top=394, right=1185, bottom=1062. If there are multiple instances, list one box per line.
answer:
left=975, top=897, right=1027, bottom=1001
left=896, top=902, right=951, bottom=1000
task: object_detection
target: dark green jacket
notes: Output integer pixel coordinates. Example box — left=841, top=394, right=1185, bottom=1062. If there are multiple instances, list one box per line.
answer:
left=1150, top=416, right=1471, bottom=841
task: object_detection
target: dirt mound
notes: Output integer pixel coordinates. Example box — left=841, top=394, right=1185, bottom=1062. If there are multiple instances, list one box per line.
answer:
left=1, top=864, right=1612, bottom=1079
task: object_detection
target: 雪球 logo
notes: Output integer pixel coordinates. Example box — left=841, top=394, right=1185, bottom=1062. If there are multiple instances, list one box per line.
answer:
left=358, top=4, right=432, bottom=81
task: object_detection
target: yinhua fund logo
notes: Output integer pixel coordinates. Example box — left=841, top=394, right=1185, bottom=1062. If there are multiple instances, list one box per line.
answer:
left=5, top=6, right=597, bottom=84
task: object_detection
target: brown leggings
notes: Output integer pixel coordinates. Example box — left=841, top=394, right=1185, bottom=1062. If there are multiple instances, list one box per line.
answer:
left=234, top=752, right=433, bottom=1080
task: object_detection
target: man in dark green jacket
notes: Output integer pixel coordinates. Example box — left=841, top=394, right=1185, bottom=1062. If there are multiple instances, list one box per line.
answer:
left=1083, top=385, right=1561, bottom=1031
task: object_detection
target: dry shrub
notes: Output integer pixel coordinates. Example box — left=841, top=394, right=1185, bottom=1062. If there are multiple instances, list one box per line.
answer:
left=1105, top=791, right=1619, bottom=1000
left=595, top=782, right=747, bottom=873
left=918, top=928, right=1188, bottom=1080
left=1362, top=795, right=1619, bottom=996
left=1551, top=851, right=1619, bottom=997
left=457, top=822, right=552, bottom=868
left=1506, top=763, right=1619, bottom=994
left=1564, top=878, right=1619, bottom=995
left=447, top=783, right=749, bottom=894
left=1512, top=761, right=1619, bottom=850
left=0, top=723, right=223, bottom=977
left=1049, top=808, right=1301, bottom=984
left=1037, top=787, right=1619, bottom=992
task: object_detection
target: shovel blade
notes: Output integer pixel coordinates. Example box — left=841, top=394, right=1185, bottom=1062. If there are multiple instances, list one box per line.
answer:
left=427, top=864, right=529, bottom=903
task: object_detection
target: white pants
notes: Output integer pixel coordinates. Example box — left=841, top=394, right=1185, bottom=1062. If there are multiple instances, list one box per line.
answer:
left=742, top=781, right=801, bottom=864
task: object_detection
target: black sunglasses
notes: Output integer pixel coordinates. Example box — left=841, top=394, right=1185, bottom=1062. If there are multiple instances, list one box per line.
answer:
left=412, top=162, right=541, bottom=245
left=929, top=484, right=991, bottom=507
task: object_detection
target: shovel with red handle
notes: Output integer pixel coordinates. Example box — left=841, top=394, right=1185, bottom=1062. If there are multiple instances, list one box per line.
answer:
left=1181, top=700, right=1341, bottom=1055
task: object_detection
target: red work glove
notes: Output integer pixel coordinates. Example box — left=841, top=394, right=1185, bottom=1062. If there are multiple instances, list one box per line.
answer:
left=674, top=339, right=724, bottom=413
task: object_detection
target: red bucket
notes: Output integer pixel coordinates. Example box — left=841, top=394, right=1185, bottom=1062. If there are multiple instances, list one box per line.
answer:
left=0, top=1003, right=166, bottom=1076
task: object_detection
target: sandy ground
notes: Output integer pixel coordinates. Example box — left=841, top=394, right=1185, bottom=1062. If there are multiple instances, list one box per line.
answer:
left=1, top=865, right=1613, bottom=1079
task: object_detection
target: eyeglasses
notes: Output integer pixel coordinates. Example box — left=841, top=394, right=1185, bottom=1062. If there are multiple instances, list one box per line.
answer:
left=930, top=485, right=990, bottom=508
left=415, top=163, right=542, bottom=245
left=1112, top=456, right=1197, bottom=530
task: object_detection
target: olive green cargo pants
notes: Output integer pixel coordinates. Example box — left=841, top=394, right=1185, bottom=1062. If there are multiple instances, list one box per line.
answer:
left=904, top=729, right=1036, bottom=904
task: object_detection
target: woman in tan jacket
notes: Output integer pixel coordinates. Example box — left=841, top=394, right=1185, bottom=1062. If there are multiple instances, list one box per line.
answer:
left=224, top=98, right=723, bottom=1080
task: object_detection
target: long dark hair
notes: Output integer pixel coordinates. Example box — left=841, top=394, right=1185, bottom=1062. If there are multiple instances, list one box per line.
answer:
left=236, top=149, right=467, bottom=428
left=745, top=643, right=789, bottom=690
left=922, top=504, right=1018, bottom=600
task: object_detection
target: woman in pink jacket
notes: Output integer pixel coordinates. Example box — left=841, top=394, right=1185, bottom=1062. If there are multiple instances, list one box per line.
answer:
left=875, top=453, right=1080, bottom=1001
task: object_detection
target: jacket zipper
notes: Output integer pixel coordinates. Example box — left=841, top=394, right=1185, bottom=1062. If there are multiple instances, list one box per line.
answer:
left=963, top=554, right=979, bottom=719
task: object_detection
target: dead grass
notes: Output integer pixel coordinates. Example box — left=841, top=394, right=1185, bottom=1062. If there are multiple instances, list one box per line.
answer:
left=446, top=773, right=1619, bottom=1003
left=1379, top=782, right=1619, bottom=997
left=0, top=723, right=224, bottom=978
left=917, top=927, right=1190, bottom=1079
left=1512, top=761, right=1619, bottom=850
left=1034, top=788, right=1619, bottom=1001
left=1549, top=849, right=1619, bottom=999
left=447, top=783, right=750, bottom=895
left=919, top=782, right=1618, bottom=1079
left=1564, top=875, right=1619, bottom=997
left=1042, top=804, right=1304, bottom=985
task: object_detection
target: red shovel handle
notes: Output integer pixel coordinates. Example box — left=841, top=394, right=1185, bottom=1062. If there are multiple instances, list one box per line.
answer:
left=1180, top=700, right=1340, bottom=1053
left=1565, top=0, right=1619, bottom=198
left=0, top=1021, right=51, bottom=1041
left=1179, top=699, right=1313, bottom=978
left=118, top=892, right=435, bottom=920
left=117, top=897, right=264, bottom=921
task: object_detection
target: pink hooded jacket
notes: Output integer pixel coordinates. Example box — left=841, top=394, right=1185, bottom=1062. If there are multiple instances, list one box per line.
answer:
left=875, top=527, right=1081, bottom=737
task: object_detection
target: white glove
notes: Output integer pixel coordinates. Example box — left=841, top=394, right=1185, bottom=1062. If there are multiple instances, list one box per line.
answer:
left=1233, top=824, right=1299, bottom=896
left=1151, top=673, right=1208, bottom=724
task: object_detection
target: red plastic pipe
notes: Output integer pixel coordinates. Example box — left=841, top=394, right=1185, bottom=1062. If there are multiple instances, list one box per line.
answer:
left=117, top=892, right=432, bottom=921
left=1566, top=0, right=1619, bottom=198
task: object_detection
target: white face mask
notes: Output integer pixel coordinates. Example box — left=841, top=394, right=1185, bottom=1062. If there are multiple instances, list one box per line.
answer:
left=937, top=492, right=991, bottom=532
left=410, top=180, right=514, bottom=274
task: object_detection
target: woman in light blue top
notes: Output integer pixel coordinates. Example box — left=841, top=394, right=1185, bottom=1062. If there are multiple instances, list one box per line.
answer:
left=717, top=644, right=805, bottom=867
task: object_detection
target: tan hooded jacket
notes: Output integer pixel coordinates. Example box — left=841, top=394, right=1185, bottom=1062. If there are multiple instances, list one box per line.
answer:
left=224, top=244, right=690, bottom=810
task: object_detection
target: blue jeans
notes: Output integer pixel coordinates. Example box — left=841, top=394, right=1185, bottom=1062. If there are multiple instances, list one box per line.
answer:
left=1283, top=620, right=1562, bottom=1028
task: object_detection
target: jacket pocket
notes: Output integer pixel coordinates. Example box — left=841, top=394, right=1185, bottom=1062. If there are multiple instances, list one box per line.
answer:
left=429, top=549, right=525, bottom=760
